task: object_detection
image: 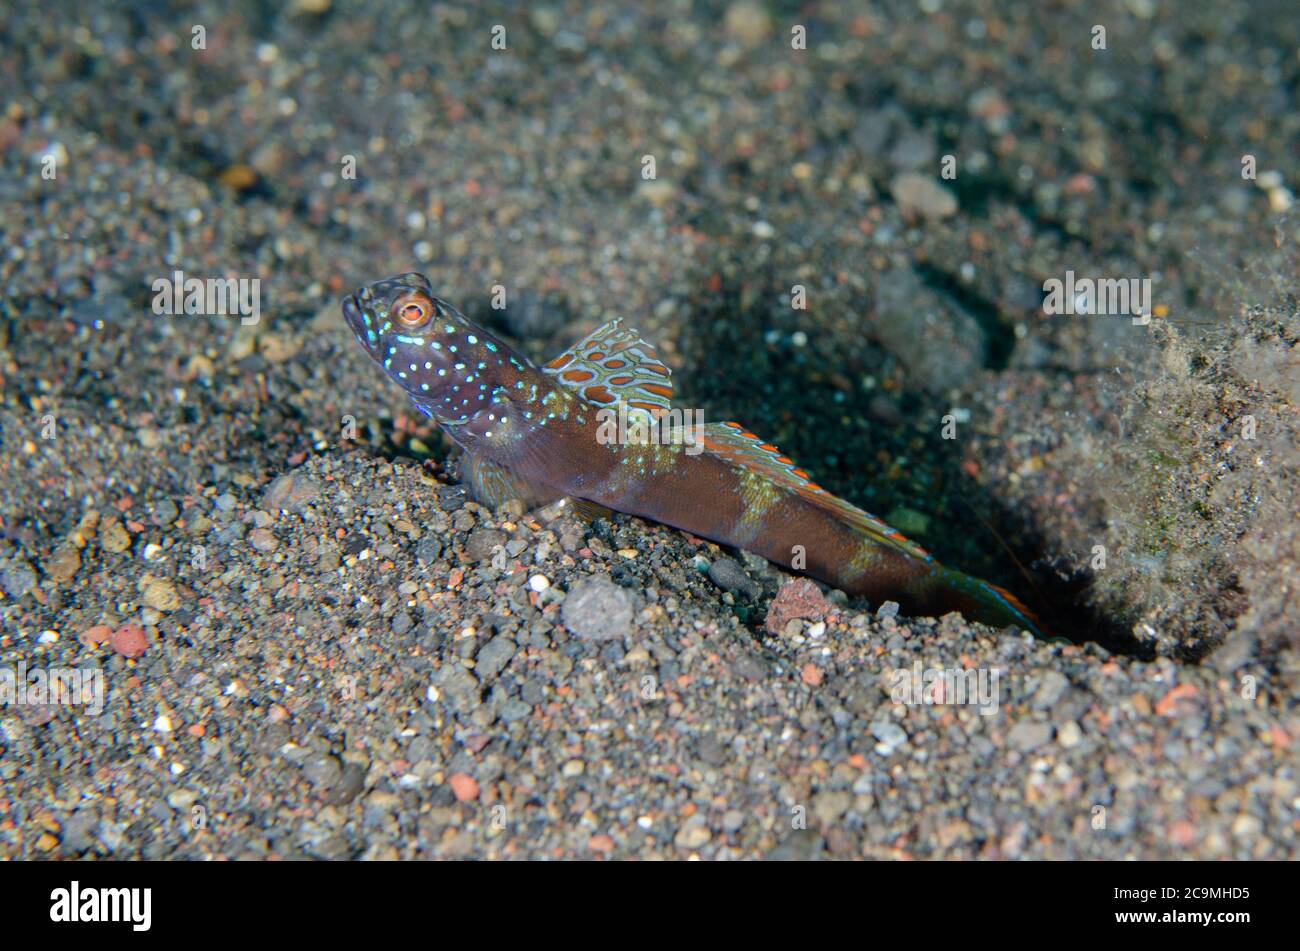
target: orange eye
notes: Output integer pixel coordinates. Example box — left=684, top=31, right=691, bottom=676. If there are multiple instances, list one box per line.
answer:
left=392, top=291, right=433, bottom=328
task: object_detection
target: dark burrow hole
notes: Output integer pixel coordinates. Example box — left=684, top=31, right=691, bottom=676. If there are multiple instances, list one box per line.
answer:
left=675, top=279, right=1154, bottom=660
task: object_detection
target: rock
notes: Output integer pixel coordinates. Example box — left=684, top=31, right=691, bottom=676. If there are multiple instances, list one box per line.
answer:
left=890, top=172, right=958, bottom=219
left=302, top=752, right=342, bottom=789
left=1031, top=671, right=1070, bottom=709
left=876, top=601, right=900, bottom=619
left=248, top=528, right=279, bottom=553
left=44, top=546, right=81, bottom=583
left=61, top=812, right=97, bottom=854
left=873, top=266, right=986, bottom=394
left=1, top=556, right=37, bottom=597
left=80, top=624, right=113, bottom=647
left=149, top=499, right=180, bottom=526
left=465, top=527, right=506, bottom=563
left=475, top=636, right=517, bottom=681
left=706, top=557, right=761, bottom=599
left=259, top=332, right=301, bottom=364
left=261, top=472, right=321, bottom=512
left=765, top=578, right=831, bottom=635
left=1007, top=720, right=1054, bottom=751
left=110, top=624, right=148, bottom=658
left=723, top=1, right=771, bottom=47
left=166, top=789, right=199, bottom=811
left=415, top=536, right=443, bottom=564
left=100, top=519, right=131, bottom=553
left=1057, top=720, right=1083, bottom=748
left=449, top=773, right=479, bottom=802
left=142, top=576, right=180, bottom=611
left=561, top=577, right=636, bottom=641
left=674, top=818, right=711, bottom=850
left=812, top=790, right=852, bottom=826
left=872, top=721, right=907, bottom=754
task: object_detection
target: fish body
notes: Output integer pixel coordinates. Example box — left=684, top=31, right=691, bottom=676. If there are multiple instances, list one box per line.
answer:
left=343, top=272, right=1044, bottom=635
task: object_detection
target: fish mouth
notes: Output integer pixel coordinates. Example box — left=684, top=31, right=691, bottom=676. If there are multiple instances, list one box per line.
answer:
left=341, top=292, right=381, bottom=357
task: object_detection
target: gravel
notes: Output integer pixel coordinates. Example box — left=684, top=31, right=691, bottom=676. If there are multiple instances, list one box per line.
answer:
left=0, top=0, right=1295, bottom=862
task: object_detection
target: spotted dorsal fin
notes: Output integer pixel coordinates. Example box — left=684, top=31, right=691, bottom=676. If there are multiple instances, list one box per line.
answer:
left=701, top=421, right=932, bottom=561
left=544, top=319, right=674, bottom=417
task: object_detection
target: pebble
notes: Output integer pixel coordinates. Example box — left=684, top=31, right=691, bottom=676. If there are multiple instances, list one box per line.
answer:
left=166, top=790, right=198, bottom=811
left=1057, top=720, right=1083, bottom=748
left=3, top=12, right=1291, bottom=866
left=44, top=546, right=81, bottom=583
left=149, top=499, right=180, bottom=526
left=890, top=172, right=959, bottom=219
left=674, top=819, right=711, bottom=850
left=262, top=472, right=321, bottom=512
left=764, top=578, right=831, bottom=635
left=110, top=624, right=147, bottom=658
left=475, top=636, right=517, bottom=681
left=248, top=528, right=279, bottom=552
left=302, top=752, right=343, bottom=789
left=724, top=1, right=771, bottom=47
left=415, top=536, right=443, bottom=564
left=812, top=790, right=852, bottom=826
left=707, top=557, right=761, bottom=599
left=80, top=624, right=113, bottom=646
left=884, top=507, right=929, bottom=537
left=1032, top=671, right=1070, bottom=709
left=449, top=773, right=480, bottom=802
left=465, top=527, right=506, bottom=562
left=561, top=577, right=636, bottom=641
left=142, top=576, right=180, bottom=611
left=1007, top=721, right=1054, bottom=751
left=0, top=557, right=37, bottom=597
left=872, top=721, right=907, bottom=755
left=100, top=519, right=131, bottom=553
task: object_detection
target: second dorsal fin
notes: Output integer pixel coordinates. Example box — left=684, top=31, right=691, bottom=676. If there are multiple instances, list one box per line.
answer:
left=701, top=421, right=933, bottom=562
left=544, top=318, right=674, bottom=417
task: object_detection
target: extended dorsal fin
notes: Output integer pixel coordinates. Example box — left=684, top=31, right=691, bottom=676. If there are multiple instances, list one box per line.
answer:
left=544, top=319, right=674, bottom=417
left=701, top=421, right=933, bottom=562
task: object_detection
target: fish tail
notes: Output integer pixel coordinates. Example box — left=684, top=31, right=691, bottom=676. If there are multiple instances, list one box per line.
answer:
left=908, top=565, right=1049, bottom=638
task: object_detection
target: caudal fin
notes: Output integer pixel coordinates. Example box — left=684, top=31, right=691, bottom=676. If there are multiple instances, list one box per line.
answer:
left=916, top=566, right=1050, bottom=637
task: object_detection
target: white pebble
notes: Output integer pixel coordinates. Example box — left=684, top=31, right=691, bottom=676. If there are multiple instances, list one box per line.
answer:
left=528, top=574, right=551, bottom=592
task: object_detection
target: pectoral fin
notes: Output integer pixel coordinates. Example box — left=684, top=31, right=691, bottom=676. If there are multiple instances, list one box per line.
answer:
left=460, top=453, right=562, bottom=510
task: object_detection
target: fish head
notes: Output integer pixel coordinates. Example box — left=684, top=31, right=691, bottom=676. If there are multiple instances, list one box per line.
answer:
left=342, top=272, right=507, bottom=421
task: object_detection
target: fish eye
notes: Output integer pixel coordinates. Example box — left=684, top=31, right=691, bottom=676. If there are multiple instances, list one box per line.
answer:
left=392, top=291, right=433, bottom=328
